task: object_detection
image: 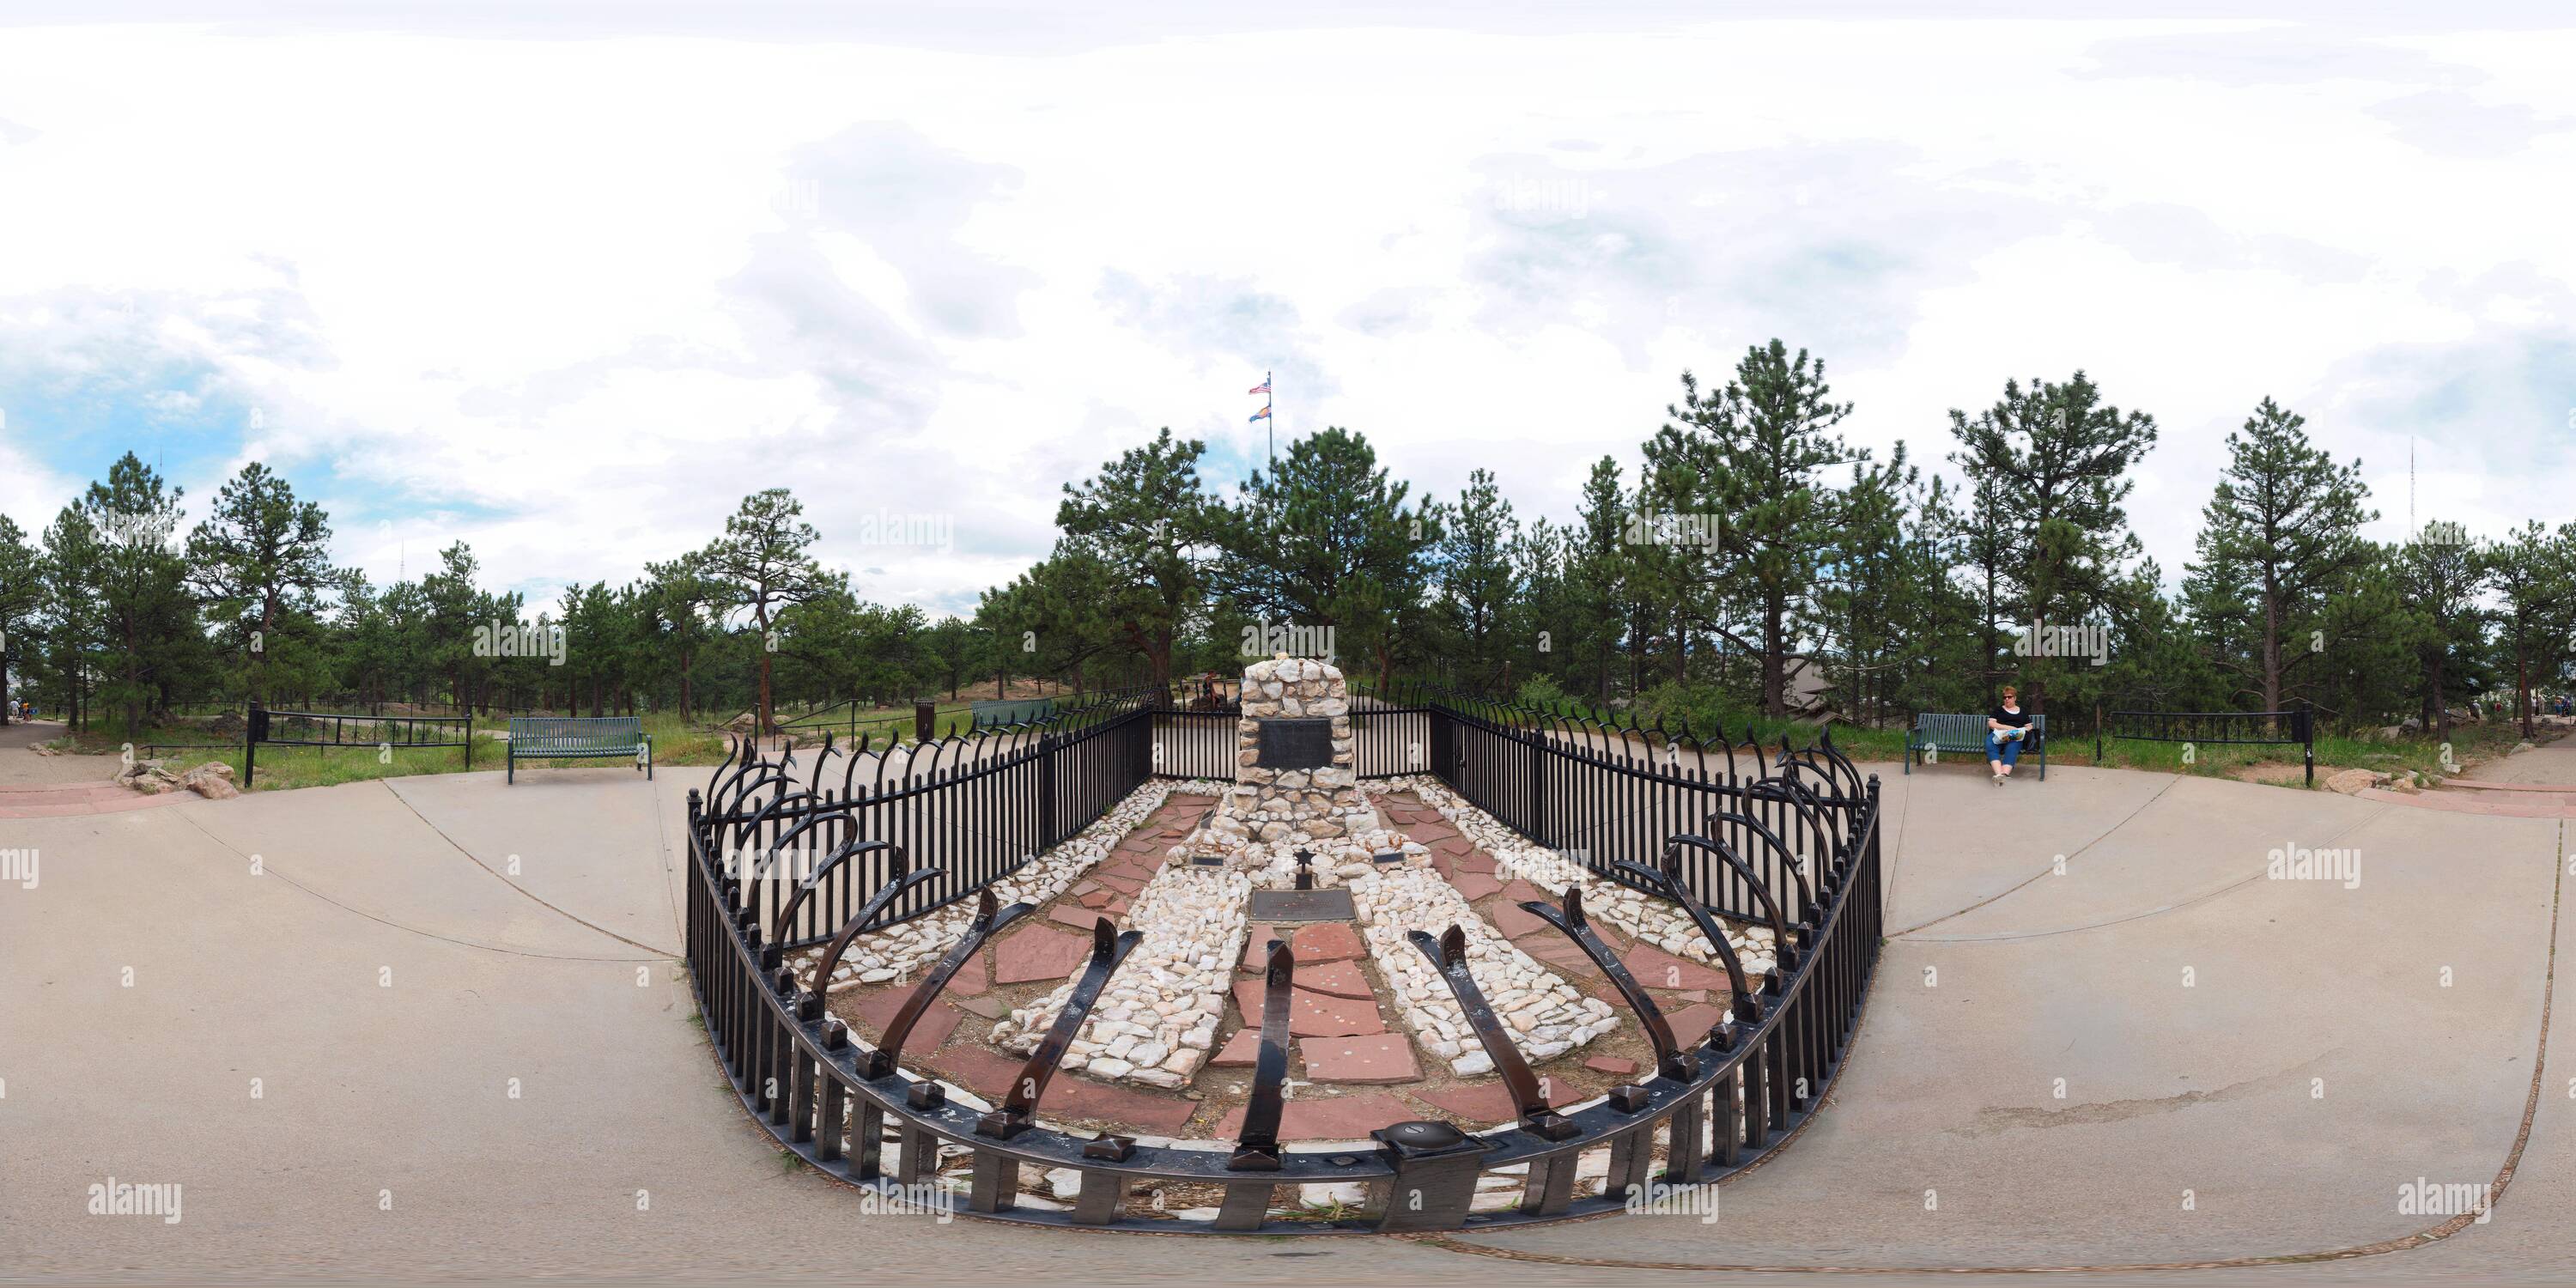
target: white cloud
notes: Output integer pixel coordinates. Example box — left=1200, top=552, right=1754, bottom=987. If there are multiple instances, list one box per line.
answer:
left=0, top=15, right=2571, bottom=619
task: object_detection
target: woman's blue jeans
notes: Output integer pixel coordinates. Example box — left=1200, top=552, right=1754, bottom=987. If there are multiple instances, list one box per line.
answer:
left=1990, top=733, right=2024, bottom=766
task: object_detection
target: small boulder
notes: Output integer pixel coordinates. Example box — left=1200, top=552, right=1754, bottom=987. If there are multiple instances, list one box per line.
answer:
left=179, top=762, right=240, bottom=799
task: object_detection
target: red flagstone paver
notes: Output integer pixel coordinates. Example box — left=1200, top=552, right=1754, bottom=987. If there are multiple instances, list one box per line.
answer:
left=1584, top=1055, right=1640, bottom=1077
left=1523, top=938, right=1601, bottom=977
left=1090, top=871, right=1147, bottom=896
left=995, top=925, right=1092, bottom=984
left=1048, top=1078, right=1198, bottom=1133
left=1487, top=899, right=1549, bottom=939
left=1624, top=942, right=1725, bottom=991
left=1286, top=921, right=1364, bottom=964
left=1239, top=923, right=1284, bottom=969
left=925, top=1045, right=1196, bottom=1133
left=853, top=991, right=963, bottom=1053
left=1664, top=1003, right=1728, bottom=1036
left=1211, top=1029, right=1263, bottom=1067
left=1077, top=887, right=1113, bottom=908
left=1410, top=1078, right=1583, bottom=1124
left=1431, top=835, right=1477, bottom=859
left=1452, top=851, right=1498, bottom=875
left=1449, top=868, right=1504, bottom=901
left=1299, top=1034, right=1421, bottom=1084
left=1291, top=959, right=1373, bottom=1000
left=1498, top=878, right=1546, bottom=905
left=948, top=950, right=990, bottom=996
left=1230, top=979, right=1386, bottom=1037
left=927, top=1045, right=1024, bottom=1099
left=951, top=993, right=1006, bottom=1020
left=1050, top=903, right=1115, bottom=931
left=1215, top=1091, right=1414, bottom=1140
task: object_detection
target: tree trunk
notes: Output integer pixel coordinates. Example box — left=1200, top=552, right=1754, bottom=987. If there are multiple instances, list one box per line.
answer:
left=1761, top=596, right=1786, bottom=720
left=756, top=607, right=775, bottom=734
left=2517, top=641, right=2533, bottom=739
left=2261, top=588, right=2281, bottom=738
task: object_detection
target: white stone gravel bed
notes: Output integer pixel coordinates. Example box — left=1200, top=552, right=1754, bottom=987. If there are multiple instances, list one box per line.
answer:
left=1345, top=862, right=1617, bottom=1075
left=987, top=862, right=1249, bottom=1089
left=1368, top=775, right=1779, bottom=982
left=790, top=778, right=1230, bottom=993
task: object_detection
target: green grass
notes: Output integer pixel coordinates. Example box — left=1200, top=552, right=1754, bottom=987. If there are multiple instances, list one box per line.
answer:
left=1484, top=707, right=2546, bottom=790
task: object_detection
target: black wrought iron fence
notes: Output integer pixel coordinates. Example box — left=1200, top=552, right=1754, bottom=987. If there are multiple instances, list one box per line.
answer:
left=1425, top=688, right=1860, bottom=927
left=242, top=705, right=474, bottom=787
left=680, top=687, right=1885, bottom=1235
left=1146, top=694, right=1433, bottom=784
left=702, top=697, right=1154, bottom=948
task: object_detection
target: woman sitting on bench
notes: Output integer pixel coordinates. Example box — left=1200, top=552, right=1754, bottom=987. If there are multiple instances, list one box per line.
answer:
left=1988, top=686, right=2032, bottom=786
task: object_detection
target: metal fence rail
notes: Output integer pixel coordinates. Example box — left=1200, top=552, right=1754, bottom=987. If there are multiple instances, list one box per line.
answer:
left=2099, top=708, right=2314, bottom=787
left=243, top=704, right=474, bottom=787
left=703, top=697, right=1154, bottom=949
left=679, top=688, right=1885, bottom=1235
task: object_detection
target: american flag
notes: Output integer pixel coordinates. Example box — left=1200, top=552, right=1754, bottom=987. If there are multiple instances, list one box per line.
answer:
left=1248, top=380, right=1270, bottom=396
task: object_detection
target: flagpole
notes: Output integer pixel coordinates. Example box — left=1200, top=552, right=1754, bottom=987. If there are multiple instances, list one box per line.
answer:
left=1266, top=369, right=1274, bottom=467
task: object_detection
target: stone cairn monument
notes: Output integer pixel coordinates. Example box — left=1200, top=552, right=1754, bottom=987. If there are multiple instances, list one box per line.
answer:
left=1175, top=654, right=1427, bottom=884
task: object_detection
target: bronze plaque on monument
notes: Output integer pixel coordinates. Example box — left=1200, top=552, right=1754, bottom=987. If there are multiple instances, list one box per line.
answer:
left=1254, top=717, right=1334, bottom=769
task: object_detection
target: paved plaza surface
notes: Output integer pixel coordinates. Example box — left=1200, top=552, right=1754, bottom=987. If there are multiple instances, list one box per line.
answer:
left=3, top=734, right=2569, bottom=1285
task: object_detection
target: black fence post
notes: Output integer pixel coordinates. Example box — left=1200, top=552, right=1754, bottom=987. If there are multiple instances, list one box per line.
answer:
left=1528, top=730, right=1547, bottom=844
left=244, top=702, right=263, bottom=788
left=1036, top=729, right=1059, bottom=847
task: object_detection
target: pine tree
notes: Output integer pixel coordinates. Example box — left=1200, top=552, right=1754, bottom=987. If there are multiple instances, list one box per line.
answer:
left=702, top=489, right=831, bottom=734
left=1055, top=428, right=1219, bottom=691
left=0, top=516, right=40, bottom=725
left=185, top=462, right=335, bottom=707
left=1947, top=372, right=2159, bottom=714
left=2184, top=398, right=2374, bottom=720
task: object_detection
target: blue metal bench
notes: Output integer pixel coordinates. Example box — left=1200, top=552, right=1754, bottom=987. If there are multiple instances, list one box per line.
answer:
left=1905, top=712, right=2046, bottom=781
left=507, top=716, right=652, bottom=784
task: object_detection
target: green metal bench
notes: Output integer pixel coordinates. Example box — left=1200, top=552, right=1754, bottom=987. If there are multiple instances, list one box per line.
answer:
left=507, top=716, right=652, bottom=784
left=1905, top=712, right=2046, bottom=780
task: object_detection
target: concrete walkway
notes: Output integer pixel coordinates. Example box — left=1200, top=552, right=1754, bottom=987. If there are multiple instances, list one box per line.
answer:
left=3, top=757, right=2567, bottom=1285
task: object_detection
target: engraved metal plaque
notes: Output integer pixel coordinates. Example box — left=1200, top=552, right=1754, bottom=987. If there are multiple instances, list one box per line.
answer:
left=1254, top=717, right=1334, bottom=769
left=1250, top=888, right=1358, bottom=923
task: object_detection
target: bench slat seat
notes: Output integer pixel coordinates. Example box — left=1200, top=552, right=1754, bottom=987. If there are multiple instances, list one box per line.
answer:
left=508, top=717, right=652, bottom=784
left=1905, top=712, right=2046, bottom=781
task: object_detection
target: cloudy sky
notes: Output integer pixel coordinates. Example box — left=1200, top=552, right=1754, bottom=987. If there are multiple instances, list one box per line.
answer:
left=1, top=4, right=2570, bottom=617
